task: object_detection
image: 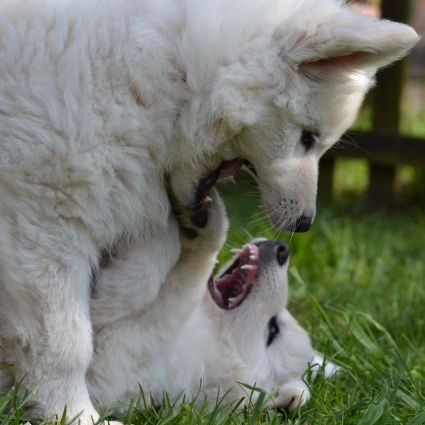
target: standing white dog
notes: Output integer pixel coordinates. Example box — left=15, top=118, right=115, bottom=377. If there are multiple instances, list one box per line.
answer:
left=0, top=0, right=418, bottom=422
left=88, top=191, right=335, bottom=411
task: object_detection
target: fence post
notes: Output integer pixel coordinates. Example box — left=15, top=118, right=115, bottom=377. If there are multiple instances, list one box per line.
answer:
left=318, top=158, right=335, bottom=203
left=367, top=0, right=413, bottom=206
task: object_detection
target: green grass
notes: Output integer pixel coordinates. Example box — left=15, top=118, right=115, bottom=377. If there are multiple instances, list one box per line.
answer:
left=2, top=173, right=424, bottom=425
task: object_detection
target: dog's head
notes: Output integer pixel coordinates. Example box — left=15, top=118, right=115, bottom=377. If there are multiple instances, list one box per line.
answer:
left=170, top=0, right=418, bottom=231
left=208, top=239, right=314, bottom=409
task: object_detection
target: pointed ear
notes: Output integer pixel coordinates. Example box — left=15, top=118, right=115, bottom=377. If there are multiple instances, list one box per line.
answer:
left=280, top=6, right=419, bottom=73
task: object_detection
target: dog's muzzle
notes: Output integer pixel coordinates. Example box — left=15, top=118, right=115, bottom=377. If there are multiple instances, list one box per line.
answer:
left=208, top=239, right=289, bottom=310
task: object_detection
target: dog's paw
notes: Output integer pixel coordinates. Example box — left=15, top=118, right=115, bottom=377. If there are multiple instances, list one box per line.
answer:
left=72, top=414, right=123, bottom=425
left=169, top=184, right=228, bottom=253
left=72, top=419, right=122, bottom=425
left=309, top=353, right=340, bottom=381
left=180, top=190, right=228, bottom=253
left=267, top=381, right=310, bottom=411
left=75, top=419, right=123, bottom=425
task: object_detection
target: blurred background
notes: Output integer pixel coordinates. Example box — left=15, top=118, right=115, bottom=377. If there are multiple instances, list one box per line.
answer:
left=322, top=0, right=425, bottom=206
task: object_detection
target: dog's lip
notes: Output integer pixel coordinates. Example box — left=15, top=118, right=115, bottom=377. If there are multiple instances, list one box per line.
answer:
left=194, top=158, right=245, bottom=206
left=218, top=158, right=245, bottom=178
left=208, top=243, right=259, bottom=310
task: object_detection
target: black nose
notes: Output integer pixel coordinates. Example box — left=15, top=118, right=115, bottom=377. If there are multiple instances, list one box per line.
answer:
left=275, top=241, right=289, bottom=266
left=294, top=214, right=313, bottom=233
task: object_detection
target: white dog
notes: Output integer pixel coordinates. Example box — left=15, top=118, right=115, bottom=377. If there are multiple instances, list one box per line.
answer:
left=0, top=0, right=418, bottom=421
left=88, top=191, right=336, bottom=411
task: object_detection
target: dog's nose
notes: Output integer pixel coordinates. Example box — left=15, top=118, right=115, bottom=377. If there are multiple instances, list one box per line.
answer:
left=274, top=241, right=289, bottom=266
left=294, top=214, right=313, bottom=232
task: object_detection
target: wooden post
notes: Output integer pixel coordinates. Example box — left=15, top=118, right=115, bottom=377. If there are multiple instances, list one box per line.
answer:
left=367, top=0, right=413, bottom=207
left=318, top=158, right=335, bottom=204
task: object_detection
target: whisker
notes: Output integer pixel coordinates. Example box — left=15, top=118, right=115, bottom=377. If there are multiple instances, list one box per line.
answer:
left=335, top=135, right=372, bottom=158
left=272, top=208, right=289, bottom=242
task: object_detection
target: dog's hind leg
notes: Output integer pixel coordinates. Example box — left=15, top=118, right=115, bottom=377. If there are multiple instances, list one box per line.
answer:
left=91, top=216, right=181, bottom=328
left=0, top=215, right=100, bottom=424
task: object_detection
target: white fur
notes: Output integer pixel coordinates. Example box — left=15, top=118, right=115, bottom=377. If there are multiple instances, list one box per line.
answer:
left=0, top=0, right=417, bottom=421
left=88, top=196, right=321, bottom=410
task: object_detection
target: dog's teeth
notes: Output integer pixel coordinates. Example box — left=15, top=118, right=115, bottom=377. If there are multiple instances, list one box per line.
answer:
left=241, top=265, right=254, bottom=271
left=249, top=255, right=256, bottom=260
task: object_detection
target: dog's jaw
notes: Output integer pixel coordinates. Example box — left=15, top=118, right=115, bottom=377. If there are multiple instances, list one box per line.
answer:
left=208, top=244, right=259, bottom=310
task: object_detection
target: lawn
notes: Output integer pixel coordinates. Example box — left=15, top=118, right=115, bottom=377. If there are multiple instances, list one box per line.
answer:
left=1, top=171, right=424, bottom=425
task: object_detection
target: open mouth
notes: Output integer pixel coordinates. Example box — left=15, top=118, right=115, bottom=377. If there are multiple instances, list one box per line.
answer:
left=195, top=158, right=256, bottom=206
left=219, top=158, right=246, bottom=178
left=219, top=158, right=257, bottom=178
left=208, top=243, right=259, bottom=310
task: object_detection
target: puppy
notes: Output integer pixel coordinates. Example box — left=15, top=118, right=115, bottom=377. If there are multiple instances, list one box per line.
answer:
left=88, top=191, right=336, bottom=411
left=0, top=0, right=416, bottom=420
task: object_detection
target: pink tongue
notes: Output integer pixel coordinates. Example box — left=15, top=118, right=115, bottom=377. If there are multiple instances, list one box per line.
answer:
left=219, top=158, right=245, bottom=178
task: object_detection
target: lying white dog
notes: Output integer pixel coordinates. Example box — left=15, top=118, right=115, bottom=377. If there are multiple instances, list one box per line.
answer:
left=88, top=191, right=336, bottom=411
left=0, top=0, right=418, bottom=421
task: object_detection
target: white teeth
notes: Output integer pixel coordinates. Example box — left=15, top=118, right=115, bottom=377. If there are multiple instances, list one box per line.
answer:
left=249, top=255, right=256, bottom=260
left=241, top=264, right=254, bottom=271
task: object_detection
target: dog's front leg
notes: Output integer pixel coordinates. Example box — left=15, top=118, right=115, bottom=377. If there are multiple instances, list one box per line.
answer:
left=0, top=217, right=102, bottom=424
left=88, top=188, right=228, bottom=404
left=157, top=186, right=229, bottom=326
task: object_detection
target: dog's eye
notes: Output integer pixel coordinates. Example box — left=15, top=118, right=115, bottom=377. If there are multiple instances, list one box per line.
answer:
left=301, top=130, right=317, bottom=151
left=266, top=316, right=280, bottom=347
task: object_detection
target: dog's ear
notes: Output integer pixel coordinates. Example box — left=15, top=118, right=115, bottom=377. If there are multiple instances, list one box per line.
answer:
left=279, top=6, right=419, bottom=75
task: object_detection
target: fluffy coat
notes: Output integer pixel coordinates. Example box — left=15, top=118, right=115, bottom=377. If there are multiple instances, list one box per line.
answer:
left=0, top=0, right=418, bottom=422
left=88, top=192, right=330, bottom=410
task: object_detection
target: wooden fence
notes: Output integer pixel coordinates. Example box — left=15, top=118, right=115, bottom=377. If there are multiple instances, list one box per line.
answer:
left=320, top=0, right=425, bottom=204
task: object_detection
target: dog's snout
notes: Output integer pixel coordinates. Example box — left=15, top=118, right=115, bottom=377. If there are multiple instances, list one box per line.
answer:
left=294, top=214, right=313, bottom=233
left=275, top=242, right=289, bottom=266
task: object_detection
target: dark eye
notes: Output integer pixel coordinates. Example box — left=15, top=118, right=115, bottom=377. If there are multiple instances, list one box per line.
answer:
left=266, top=316, right=280, bottom=347
left=301, top=130, right=317, bottom=151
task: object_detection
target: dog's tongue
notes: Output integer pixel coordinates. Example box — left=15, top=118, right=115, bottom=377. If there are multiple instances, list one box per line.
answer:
left=218, top=158, right=245, bottom=178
